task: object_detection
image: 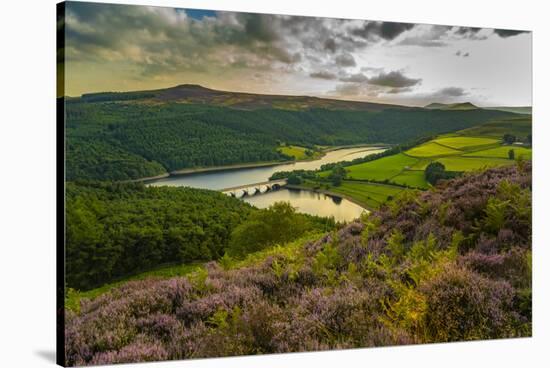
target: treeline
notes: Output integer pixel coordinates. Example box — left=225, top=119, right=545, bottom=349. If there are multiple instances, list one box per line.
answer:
left=66, top=181, right=334, bottom=290
left=65, top=99, right=512, bottom=181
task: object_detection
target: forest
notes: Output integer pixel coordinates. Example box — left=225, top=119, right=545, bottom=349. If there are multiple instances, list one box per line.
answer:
left=65, top=164, right=532, bottom=366
left=65, top=97, right=513, bottom=181
left=66, top=181, right=334, bottom=290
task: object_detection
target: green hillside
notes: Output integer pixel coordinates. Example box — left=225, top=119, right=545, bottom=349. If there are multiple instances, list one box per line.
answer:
left=64, top=87, right=513, bottom=181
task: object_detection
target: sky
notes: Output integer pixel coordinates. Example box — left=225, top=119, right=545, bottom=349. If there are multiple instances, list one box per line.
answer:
left=61, top=2, right=532, bottom=107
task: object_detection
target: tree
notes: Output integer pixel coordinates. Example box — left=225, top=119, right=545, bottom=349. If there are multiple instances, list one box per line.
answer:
left=329, top=164, right=346, bottom=187
left=425, top=162, right=446, bottom=185
left=287, top=173, right=302, bottom=185
left=508, top=149, right=515, bottom=160
left=227, top=202, right=309, bottom=257
left=503, top=134, right=516, bottom=144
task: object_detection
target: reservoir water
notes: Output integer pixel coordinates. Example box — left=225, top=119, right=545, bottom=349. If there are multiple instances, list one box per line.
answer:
left=148, top=146, right=386, bottom=221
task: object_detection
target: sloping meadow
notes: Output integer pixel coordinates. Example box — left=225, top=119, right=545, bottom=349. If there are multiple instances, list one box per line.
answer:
left=65, top=164, right=532, bottom=366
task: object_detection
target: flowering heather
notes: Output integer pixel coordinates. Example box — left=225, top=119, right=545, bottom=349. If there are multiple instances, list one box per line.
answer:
left=65, top=164, right=531, bottom=366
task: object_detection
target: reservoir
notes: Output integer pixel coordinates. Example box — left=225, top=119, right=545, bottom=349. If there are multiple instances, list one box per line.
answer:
left=148, top=146, right=386, bottom=221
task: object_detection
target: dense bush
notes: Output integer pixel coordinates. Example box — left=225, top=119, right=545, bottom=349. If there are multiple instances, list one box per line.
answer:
left=65, top=164, right=531, bottom=365
left=227, top=202, right=333, bottom=257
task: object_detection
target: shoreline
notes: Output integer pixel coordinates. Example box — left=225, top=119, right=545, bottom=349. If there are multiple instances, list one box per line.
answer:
left=137, top=144, right=390, bottom=182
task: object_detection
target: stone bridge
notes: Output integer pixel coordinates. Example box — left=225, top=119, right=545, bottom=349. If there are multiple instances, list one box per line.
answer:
left=221, top=179, right=288, bottom=198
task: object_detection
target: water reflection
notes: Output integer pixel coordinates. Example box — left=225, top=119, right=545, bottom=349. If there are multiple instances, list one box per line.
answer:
left=243, top=188, right=367, bottom=222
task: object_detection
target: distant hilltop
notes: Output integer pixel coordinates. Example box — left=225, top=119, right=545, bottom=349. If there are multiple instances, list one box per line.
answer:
left=425, top=102, right=531, bottom=115
left=424, top=102, right=479, bottom=110
left=77, top=83, right=416, bottom=112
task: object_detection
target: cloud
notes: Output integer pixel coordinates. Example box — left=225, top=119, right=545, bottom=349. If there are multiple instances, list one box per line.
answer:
left=324, top=38, right=337, bottom=53
left=310, top=71, right=338, bottom=80
left=368, top=71, right=421, bottom=88
left=339, top=73, right=369, bottom=83
left=494, top=29, right=529, bottom=38
left=433, top=87, right=467, bottom=97
left=455, top=27, right=482, bottom=35
left=334, top=53, right=356, bottom=67
left=386, top=87, right=413, bottom=94
left=351, top=21, right=415, bottom=40
left=398, top=25, right=451, bottom=47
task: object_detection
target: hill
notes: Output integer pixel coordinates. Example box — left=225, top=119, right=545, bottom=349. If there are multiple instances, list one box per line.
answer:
left=65, top=90, right=514, bottom=181
left=65, top=164, right=532, bottom=365
left=424, top=102, right=479, bottom=110
left=484, top=106, right=532, bottom=115
left=80, top=84, right=412, bottom=112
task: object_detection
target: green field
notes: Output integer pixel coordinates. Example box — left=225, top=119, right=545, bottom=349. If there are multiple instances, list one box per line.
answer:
left=278, top=145, right=321, bottom=160
left=327, top=181, right=405, bottom=208
left=345, top=153, right=419, bottom=181
left=432, top=136, right=500, bottom=149
left=436, top=156, right=513, bottom=171
left=391, top=170, right=429, bottom=188
left=405, top=142, right=462, bottom=157
left=463, top=145, right=532, bottom=160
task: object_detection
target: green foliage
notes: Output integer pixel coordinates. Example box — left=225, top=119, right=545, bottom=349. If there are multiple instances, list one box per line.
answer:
left=503, top=133, right=517, bottom=144
left=387, top=230, right=406, bottom=260
left=312, top=234, right=343, bottom=284
left=329, top=164, right=346, bottom=186
left=424, top=161, right=446, bottom=185
left=65, top=181, right=253, bottom=290
left=287, top=173, right=302, bottom=185
left=227, top=202, right=333, bottom=258
left=508, top=149, right=515, bottom=160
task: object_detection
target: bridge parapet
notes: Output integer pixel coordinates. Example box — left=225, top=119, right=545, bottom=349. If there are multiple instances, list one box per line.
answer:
left=221, top=179, right=288, bottom=198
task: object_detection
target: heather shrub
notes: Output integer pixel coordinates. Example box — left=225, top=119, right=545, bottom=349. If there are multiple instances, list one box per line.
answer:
left=420, top=265, right=519, bottom=342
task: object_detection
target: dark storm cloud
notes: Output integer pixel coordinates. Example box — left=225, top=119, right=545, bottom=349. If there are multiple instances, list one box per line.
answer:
left=351, top=21, right=415, bottom=40
left=324, top=38, right=337, bottom=53
left=434, top=87, right=467, bottom=97
left=455, top=27, right=482, bottom=35
left=494, top=29, right=529, bottom=38
left=310, top=71, right=338, bottom=80
left=387, top=87, right=413, bottom=94
left=334, top=53, right=356, bottom=67
left=368, top=71, right=421, bottom=88
left=64, top=3, right=308, bottom=78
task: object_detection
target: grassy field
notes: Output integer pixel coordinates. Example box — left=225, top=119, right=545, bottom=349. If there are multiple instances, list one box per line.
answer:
left=436, top=156, right=513, bottom=171
left=345, top=153, right=420, bottom=181
left=327, top=180, right=405, bottom=208
left=463, top=146, right=532, bottom=160
left=278, top=145, right=321, bottom=160
left=405, top=142, right=462, bottom=157
left=391, top=170, right=429, bottom=188
left=432, top=136, right=500, bottom=149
